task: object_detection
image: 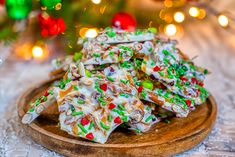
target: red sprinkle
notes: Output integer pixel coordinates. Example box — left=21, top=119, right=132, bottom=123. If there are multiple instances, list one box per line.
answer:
left=198, top=81, right=204, bottom=86
left=137, top=86, right=143, bottom=93
left=40, top=99, right=45, bottom=103
left=86, top=132, right=94, bottom=140
left=104, top=46, right=112, bottom=50
left=108, top=103, right=116, bottom=110
left=114, top=116, right=122, bottom=124
left=44, top=91, right=49, bottom=96
left=81, top=118, right=89, bottom=126
left=191, top=77, right=197, bottom=84
left=185, top=100, right=192, bottom=107
left=99, top=84, right=108, bottom=91
left=153, top=66, right=160, bottom=72
left=180, top=76, right=188, bottom=82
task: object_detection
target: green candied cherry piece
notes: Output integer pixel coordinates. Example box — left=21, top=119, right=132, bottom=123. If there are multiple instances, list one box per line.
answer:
left=73, top=52, right=82, bottom=62
left=142, top=80, right=154, bottom=90
left=148, top=27, right=157, bottom=33
left=85, top=70, right=92, bottom=78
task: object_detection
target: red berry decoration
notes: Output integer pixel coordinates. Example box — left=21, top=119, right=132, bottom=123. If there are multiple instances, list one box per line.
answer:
left=108, top=103, right=116, bottom=110
left=114, top=116, right=122, bottom=124
left=99, top=83, right=108, bottom=91
left=86, top=132, right=94, bottom=140
left=112, top=12, right=136, bottom=31
left=81, top=117, right=89, bottom=126
left=0, top=0, right=5, bottom=5
left=38, top=13, right=66, bottom=37
left=153, top=65, right=160, bottom=72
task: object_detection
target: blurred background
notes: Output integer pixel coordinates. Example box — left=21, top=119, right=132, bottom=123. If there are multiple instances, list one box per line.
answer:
left=0, top=0, right=235, bottom=156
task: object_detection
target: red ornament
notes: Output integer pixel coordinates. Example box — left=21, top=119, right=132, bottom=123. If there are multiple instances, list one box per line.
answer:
left=114, top=116, right=122, bottom=124
left=99, top=83, right=108, bottom=91
left=0, top=0, right=4, bottom=5
left=108, top=103, right=116, bottom=110
left=38, top=13, right=66, bottom=37
left=81, top=117, right=89, bottom=126
left=112, top=12, right=136, bottom=31
left=86, top=132, right=94, bottom=140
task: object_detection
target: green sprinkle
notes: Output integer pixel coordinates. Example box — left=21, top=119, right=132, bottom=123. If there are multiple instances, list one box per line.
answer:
left=108, top=115, right=112, bottom=122
left=73, top=86, right=79, bottom=91
left=77, top=99, right=85, bottom=104
left=93, top=53, right=101, bottom=58
left=121, top=116, right=128, bottom=122
left=98, top=97, right=107, bottom=106
left=135, top=129, right=141, bottom=133
left=41, top=96, right=47, bottom=101
left=204, top=69, right=209, bottom=74
left=97, top=75, right=103, bottom=79
left=119, top=93, right=129, bottom=98
left=135, top=29, right=142, bottom=35
left=112, top=108, right=125, bottom=116
left=158, top=71, right=164, bottom=77
left=148, top=47, right=153, bottom=52
left=88, top=121, right=94, bottom=130
left=142, top=80, right=153, bottom=90
left=107, top=76, right=115, bottom=82
left=72, top=111, right=83, bottom=116
left=73, top=52, right=82, bottom=62
left=141, top=90, right=147, bottom=99
left=100, top=122, right=110, bottom=130
left=145, top=115, right=153, bottom=123
left=120, top=79, right=129, bottom=84
left=49, top=90, right=54, bottom=95
left=109, top=51, right=114, bottom=57
left=106, top=31, right=116, bottom=37
left=78, top=124, right=87, bottom=133
left=162, top=50, right=169, bottom=56
left=118, top=104, right=125, bottom=111
left=164, top=92, right=170, bottom=98
left=29, top=108, right=34, bottom=112
left=85, top=70, right=92, bottom=78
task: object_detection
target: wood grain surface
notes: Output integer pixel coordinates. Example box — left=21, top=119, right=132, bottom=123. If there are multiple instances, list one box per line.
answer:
left=17, top=78, right=217, bottom=157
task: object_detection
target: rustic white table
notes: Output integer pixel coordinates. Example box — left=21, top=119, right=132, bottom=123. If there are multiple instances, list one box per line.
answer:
left=0, top=1, right=235, bottom=156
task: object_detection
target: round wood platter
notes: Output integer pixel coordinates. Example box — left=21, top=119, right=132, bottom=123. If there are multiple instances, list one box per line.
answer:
left=17, top=77, right=217, bottom=157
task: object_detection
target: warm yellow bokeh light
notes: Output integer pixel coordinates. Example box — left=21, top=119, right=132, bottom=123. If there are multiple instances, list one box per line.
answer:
left=91, top=0, right=101, bottom=4
left=165, top=24, right=177, bottom=36
left=189, top=7, right=200, bottom=17
left=218, top=15, right=229, bottom=27
left=32, top=46, right=44, bottom=59
left=174, top=12, right=185, bottom=23
left=85, top=29, right=98, bottom=38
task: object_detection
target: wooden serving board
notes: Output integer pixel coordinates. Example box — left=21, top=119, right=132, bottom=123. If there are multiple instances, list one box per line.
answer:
left=17, top=78, right=217, bottom=157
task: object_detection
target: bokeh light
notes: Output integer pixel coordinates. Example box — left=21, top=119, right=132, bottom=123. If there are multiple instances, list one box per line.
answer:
left=189, top=7, right=199, bottom=17
left=85, top=28, right=98, bottom=38
left=91, top=0, right=101, bottom=4
left=174, top=12, right=185, bottom=23
left=165, top=24, right=177, bottom=36
left=32, top=46, right=44, bottom=59
left=218, top=14, right=229, bottom=27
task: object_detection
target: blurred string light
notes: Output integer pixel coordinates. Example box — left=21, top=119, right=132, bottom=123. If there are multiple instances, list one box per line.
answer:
left=85, top=28, right=98, bottom=38
left=165, top=24, right=177, bottom=36
left=189, top=7, right=200, bottom=17
left=91, top=0, right=101, bottom=5
left=174, top=12, right=185, bottom=23
left=32, top=46, right=44, bottom=59
left=218, top=14, right=229, bottom=27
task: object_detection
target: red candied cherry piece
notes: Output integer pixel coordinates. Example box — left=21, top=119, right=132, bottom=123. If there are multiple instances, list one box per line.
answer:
left=198, top=81, right=204, bottom=86
left=180, top=76, right=188, bottom=82
left=185, top=99, right=192, bottom=107
left=137, top=86, right=143, bottom=93
left=86, top=132, right=94, bottom=140
left=153, top=65, right=160, bottom=72
left=81, top=117, right=89, bottom=126
left=114, top=116, right=122, bottom=124
left=44, top=91, right=49, bottom=96
left=191, top=77, right=197, bottom=84
left=99, top=83, right=108, bottom=91
left=108, top=103, right=116, bottom=110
